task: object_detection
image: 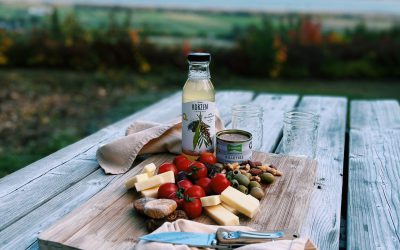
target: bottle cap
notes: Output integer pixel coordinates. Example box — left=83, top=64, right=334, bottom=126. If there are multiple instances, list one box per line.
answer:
left=187, top=52, right=211, bottom=62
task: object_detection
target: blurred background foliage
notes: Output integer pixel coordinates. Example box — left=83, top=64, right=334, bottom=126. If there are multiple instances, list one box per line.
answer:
left=0, top=3, right=399, bottom=177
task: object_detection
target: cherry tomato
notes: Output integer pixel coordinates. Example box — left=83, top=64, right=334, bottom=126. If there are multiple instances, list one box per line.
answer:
left=186, top=162, right=207, bottom=180
left=184, top=185, right=205, bottom=198
left=157, top=183, right=178, bottom=199
left=177, top=179, right=193, bottom=191
left=168, top=188, right=185, bottom=209
left=199, top=152, right=217, bottom=165
left=174, top=155, right=191, bottom=172
left=197, top=177, right=213, bottom=195
left=211, top=174, right=231, bottom=194
left=183, top=198, right=202, bottom=219
left=158, top=163, right=178, bottom=176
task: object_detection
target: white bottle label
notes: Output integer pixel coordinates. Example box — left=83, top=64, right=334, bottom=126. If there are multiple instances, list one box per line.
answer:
left=182, top=101, right=215, bottom=155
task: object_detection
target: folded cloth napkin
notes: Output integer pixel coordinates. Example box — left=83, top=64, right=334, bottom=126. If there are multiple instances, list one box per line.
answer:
left=135, top=219, right=316, bottom=250
left=97, top=116, right=225, bottom=174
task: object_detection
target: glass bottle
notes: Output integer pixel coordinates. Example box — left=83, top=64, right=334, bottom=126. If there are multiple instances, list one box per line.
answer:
left=182, top=53, right=216, bottom=158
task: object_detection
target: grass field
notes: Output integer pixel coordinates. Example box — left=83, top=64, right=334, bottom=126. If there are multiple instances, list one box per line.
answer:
left=0, top=68, right=398, bottom=177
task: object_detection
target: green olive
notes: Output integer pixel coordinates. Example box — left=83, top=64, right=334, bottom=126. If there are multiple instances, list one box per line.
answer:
left=250, top=187, right=264, bottom=200
left=214, top=163, right=224, bottom=170
left=234, top=174, right=250, bottom=187
left=231, top=179, right=239, bottom=188
left=244, top=172, right=252, bottom=179
left=237, top=185, right=248, bottom=194
left=233, top=169, right=241, bottom=175
left=260, top=173, right=275, bottom=184
left=248, top=181, right=261, bottom=190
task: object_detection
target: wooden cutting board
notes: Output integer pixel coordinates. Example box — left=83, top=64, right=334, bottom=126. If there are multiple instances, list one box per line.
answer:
left=38, top=152, right=317, bottom=250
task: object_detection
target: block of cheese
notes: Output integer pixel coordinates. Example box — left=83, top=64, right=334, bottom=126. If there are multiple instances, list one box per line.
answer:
left=134, top=171, right=175, bottom=191
left=204, top=205, right=239, bottom=226
left=221, top=202, right=240, bottom=215
left=158, top=170, right=175, bottom=183
left=142, top=163, right=156, bottom=177
left=200, top=195, right=221, bottom=207
left=247, top=194, right=261, bottom=205
left=141, top=186, right=159, bottom=198
left=125, top=173, right=149, bottom=189
left=220, top=186, right=260, bottom=218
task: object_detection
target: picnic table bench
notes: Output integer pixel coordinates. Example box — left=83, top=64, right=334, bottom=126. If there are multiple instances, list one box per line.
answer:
left=0, top=91, right=398, bottom=250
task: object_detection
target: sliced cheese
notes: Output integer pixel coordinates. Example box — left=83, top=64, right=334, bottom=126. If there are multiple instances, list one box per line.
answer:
left=220, top=186, right=260, bottom=218
left=125, top=173, right=149, bottom=189
left=200, top=195, right=221, bottom=207
left=141, top=163, right=156, bottom=177
left=204, top=205, right=239, bottom=226
left=141, top=186, right=159, bottom=198
left=247, top=194, right=261, bottom=205
left=221, top=202, right=240, bottom=215
left=158, top=170, right=175, bottom=183
left=134, top=171, right=175, bottom=191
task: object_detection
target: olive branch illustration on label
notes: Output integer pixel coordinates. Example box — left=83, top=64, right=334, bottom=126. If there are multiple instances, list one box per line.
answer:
left=188, top=112, right=212, bottom=150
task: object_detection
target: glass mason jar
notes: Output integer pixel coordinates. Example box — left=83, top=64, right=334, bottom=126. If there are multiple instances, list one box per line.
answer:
left=231, top=104, right=263, bottom=150
left=282, top=111, right=319, bottom=159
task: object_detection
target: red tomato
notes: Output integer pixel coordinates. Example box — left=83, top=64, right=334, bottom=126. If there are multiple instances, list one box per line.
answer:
left=186, top=162, right=207, bottom=180
left=168, top=188, right=185, bottom=209
left=157, top=183, right=178, bottom=199
left=199, top=152, right=217, bottom=165
left=197, top=177, right=213, bottom=195
left=177, top=179, right=193, bottom=191
left=183, top=198, right=202, bottom=219
left=211, top=174, right=231, bottom=194
left=158, top=163, right=178, bottom=176
left=184, top=185, right=205, bottom=198
left=174, top=155, right=191, bottom=172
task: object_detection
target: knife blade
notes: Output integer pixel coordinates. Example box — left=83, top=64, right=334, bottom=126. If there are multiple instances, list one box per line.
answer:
left=139, top=232, right=218, bottom=247
left=139, top=229, right=287, bottom=248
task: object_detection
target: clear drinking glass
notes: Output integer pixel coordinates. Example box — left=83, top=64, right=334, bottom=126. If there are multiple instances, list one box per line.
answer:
left=231, top=104, right=263, bottom=150
left=282, top=110, right=319, bottom=159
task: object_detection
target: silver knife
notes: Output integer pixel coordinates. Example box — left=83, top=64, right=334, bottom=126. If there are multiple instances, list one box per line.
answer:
left=139, top=228, right=296, bottom=249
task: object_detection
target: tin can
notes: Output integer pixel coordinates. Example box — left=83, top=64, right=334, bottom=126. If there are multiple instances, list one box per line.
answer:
left=216, top=129, right=252, bottom=163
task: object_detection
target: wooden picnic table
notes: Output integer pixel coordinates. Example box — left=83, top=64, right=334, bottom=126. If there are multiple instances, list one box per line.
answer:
left=0, top=91, right=398, bottom=250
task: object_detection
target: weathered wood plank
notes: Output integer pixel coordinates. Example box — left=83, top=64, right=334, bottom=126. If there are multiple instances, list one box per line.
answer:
left=0, top=91, right=254, bottom=249
left=347, top=100, right=400, bottom=250
left=38, top=152, right=317, bottom=250
left=276, top=96, right=347, bottom=250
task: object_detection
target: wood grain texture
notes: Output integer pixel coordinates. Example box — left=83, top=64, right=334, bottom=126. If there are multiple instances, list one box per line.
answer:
left=38, top=152, right=317, bottom=250
left=0, top=91, right=254, bottom=250
left=276, top=96, right=347, bottom=250
left=347, top=100, right=400, bottom=250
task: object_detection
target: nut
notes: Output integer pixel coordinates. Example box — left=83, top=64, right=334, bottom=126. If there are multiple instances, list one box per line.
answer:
left=249, top=168, right=263, bottom=176
left=250, top=176, right=261, bottom=182
left=241, top=164, right=250, bottom=171
left=253, top=161, right=262, bottom=167
left=248, top=161, right=256, bottom=168
left=240, top=169, right=247, bottom=174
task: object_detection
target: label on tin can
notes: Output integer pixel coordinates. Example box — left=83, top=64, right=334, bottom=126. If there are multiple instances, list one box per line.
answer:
left=182, top=101, right=215, bottom=155
left=216, top=132, right=252, bottom=163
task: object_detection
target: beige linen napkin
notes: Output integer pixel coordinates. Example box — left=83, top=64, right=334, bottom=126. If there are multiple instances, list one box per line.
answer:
left=97, top=116, right=225, bottom=174
left=135, top=219, right=316, bottom=250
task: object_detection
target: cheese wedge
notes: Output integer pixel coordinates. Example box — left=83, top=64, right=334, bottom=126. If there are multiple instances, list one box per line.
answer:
left=221, top=202, right=240, bottom=215
left=220, top=186, right=259, bottom=218
left=204, top=205, right=239, bottom=226
left=142, top=163, right=156, bottom=177
left=125, top=173, right=149, bottom=189
left=200, top=195, right=221, bottom=207
left=141, top=186, right=159, bottom=198
left=135, top=171, right=175, bottom=191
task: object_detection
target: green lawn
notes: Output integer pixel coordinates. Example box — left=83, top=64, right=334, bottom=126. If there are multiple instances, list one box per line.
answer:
left=0, top=68, right=398, bottom=177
